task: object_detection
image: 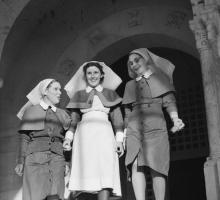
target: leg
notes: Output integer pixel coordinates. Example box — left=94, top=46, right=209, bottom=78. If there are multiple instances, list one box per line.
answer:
left=151, top=169, right=166, bottom=200
left=131, top=158, right=146, bottom=200
left=23, top=152, right=51, bottom=200
left=50, top=153, right=65, bottom=199
left=97, top=189, right=110, bottom=200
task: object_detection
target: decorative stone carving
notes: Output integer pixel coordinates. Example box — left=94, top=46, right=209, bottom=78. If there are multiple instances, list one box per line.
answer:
left=87, top=28, right=106, bottom=46
left=166, top=11, right=187, bottom=29
left=127, top=9, right=143, bottom=28
left=191, top=0, right=220, bottom=56
left=57, top=58, right=75, bottom=77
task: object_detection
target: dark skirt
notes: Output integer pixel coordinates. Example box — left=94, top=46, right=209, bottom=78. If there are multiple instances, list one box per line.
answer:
left=125, top=103, right=170, bottom=176
left=22, top=151, right=65, bottom=200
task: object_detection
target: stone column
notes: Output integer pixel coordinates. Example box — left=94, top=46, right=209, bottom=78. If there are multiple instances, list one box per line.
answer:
left=190, top=0, right=220, bottom=199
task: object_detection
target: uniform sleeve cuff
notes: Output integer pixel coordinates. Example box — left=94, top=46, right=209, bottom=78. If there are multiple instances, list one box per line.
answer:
left=116, top=131, right=124, bottom=142
left=16, top=156, right=25, bottom=165
left=65, top=130, right=74, bottom=141
left=170, top=111, right=178, bottom=121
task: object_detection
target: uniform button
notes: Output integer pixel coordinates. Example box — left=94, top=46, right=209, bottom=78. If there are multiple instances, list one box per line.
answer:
left=47, top=110, right=52, bottom=114
left=48, top=128, right=53, bottom=134
left=30, top=132, right=34, bottom=137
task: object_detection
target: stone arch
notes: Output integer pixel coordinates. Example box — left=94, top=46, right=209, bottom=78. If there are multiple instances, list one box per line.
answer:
left=52, top=6, right=198, bottom=87
left=0, top=0, right=30, bottom=77
left=0, top=1, right=200, bottom=199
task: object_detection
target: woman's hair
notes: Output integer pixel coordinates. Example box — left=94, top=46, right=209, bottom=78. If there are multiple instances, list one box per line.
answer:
left=83, top=62, right=105, bottom=83
left=127, top=53, right=154, bottom=67
left=46, top=79, right=59, bottom=90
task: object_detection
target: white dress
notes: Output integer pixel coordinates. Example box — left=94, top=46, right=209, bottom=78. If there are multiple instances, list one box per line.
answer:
left=68, top=95, right=121, bottom=196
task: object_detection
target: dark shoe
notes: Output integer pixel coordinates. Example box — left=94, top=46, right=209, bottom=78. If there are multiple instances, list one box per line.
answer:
left=69, top=191, right=82, bottom=199
left=46, top=194, right=60, bottom=200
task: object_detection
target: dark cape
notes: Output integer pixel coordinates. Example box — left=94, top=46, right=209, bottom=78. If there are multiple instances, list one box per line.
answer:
left=19, top=104, right=70, bottom=131
left=122, top=71, right=175, bottom=105
left=66, top=88, right=122, bottom=109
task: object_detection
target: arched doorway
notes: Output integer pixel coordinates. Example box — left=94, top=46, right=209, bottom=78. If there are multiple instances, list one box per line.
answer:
left=0, top=1, right=205, bottom=199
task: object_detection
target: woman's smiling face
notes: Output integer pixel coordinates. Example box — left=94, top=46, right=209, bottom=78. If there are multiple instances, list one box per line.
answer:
left=128, top=53, right=150, bottom=76
left=85, top=66, right=103, bottom=88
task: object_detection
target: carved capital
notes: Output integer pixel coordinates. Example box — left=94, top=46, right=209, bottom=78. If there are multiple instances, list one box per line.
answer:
left=190, top=0, right=204, bottom=16
left=190, top=0, right=220, bottom=56
left=190, top=18, right=209, bottom=51
left=206, top=21, right=216, bottom=40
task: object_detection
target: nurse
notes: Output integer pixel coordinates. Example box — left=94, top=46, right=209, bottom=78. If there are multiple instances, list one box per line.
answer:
left=63, top=61, right=125, bottom=200
left=15, top=79, right=71, bottom=200
left=122, top=48, right=184, bottom=200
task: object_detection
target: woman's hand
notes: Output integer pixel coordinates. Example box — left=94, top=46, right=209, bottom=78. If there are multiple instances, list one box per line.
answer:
left=171, top=118, right=185, bottom=133
left=15, top=164, right=24, bottom=176
left=63, top=138, right=72, bottom=151
left=116, top=142, right=124, bottom=157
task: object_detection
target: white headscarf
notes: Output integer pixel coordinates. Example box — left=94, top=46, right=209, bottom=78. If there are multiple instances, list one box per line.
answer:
left=64, top=61, right=122, bottom=99
left=17, top=79, right=55, bottom=120
left=128, top=48, right=175, bottom=83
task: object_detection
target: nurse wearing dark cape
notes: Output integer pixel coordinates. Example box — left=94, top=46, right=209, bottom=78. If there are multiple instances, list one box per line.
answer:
left=15, top=79, right=71, bottom=200
left=122, top=48, right=184, bottom=200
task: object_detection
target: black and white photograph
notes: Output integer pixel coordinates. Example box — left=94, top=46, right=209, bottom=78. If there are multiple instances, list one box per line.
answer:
left=0, top=0, right=218, bottom=200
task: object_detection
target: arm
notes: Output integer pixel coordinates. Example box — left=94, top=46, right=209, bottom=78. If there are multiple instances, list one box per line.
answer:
left=110, top=106, right=124, bottom=139
left=122, top=81, right=134, bottom=137
left=15, top=132, right=31, bottom=176
left=63, top=109, right=81, bottom=151
left=162, top=92, right=184, bottom=133
left=110, top=105, right=125, bottom=157
left=17, top=133, right=31, bottom=164
left=64, top=90, right=84, bottom=142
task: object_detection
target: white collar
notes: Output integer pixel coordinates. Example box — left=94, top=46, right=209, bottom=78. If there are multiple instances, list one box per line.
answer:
left=136, top=70, right=153, bottom=81
left=40, top=100, right=57, bottom=112
left=86, top=85, right=103, bottom=93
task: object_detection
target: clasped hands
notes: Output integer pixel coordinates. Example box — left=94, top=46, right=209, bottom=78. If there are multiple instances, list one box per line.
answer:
left=63, top=138, right=72, bottom=151
left=116, top=142, right=124, bottom=157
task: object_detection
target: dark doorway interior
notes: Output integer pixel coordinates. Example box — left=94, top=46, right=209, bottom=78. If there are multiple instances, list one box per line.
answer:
left=168, top=157, right=207, bottom=200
